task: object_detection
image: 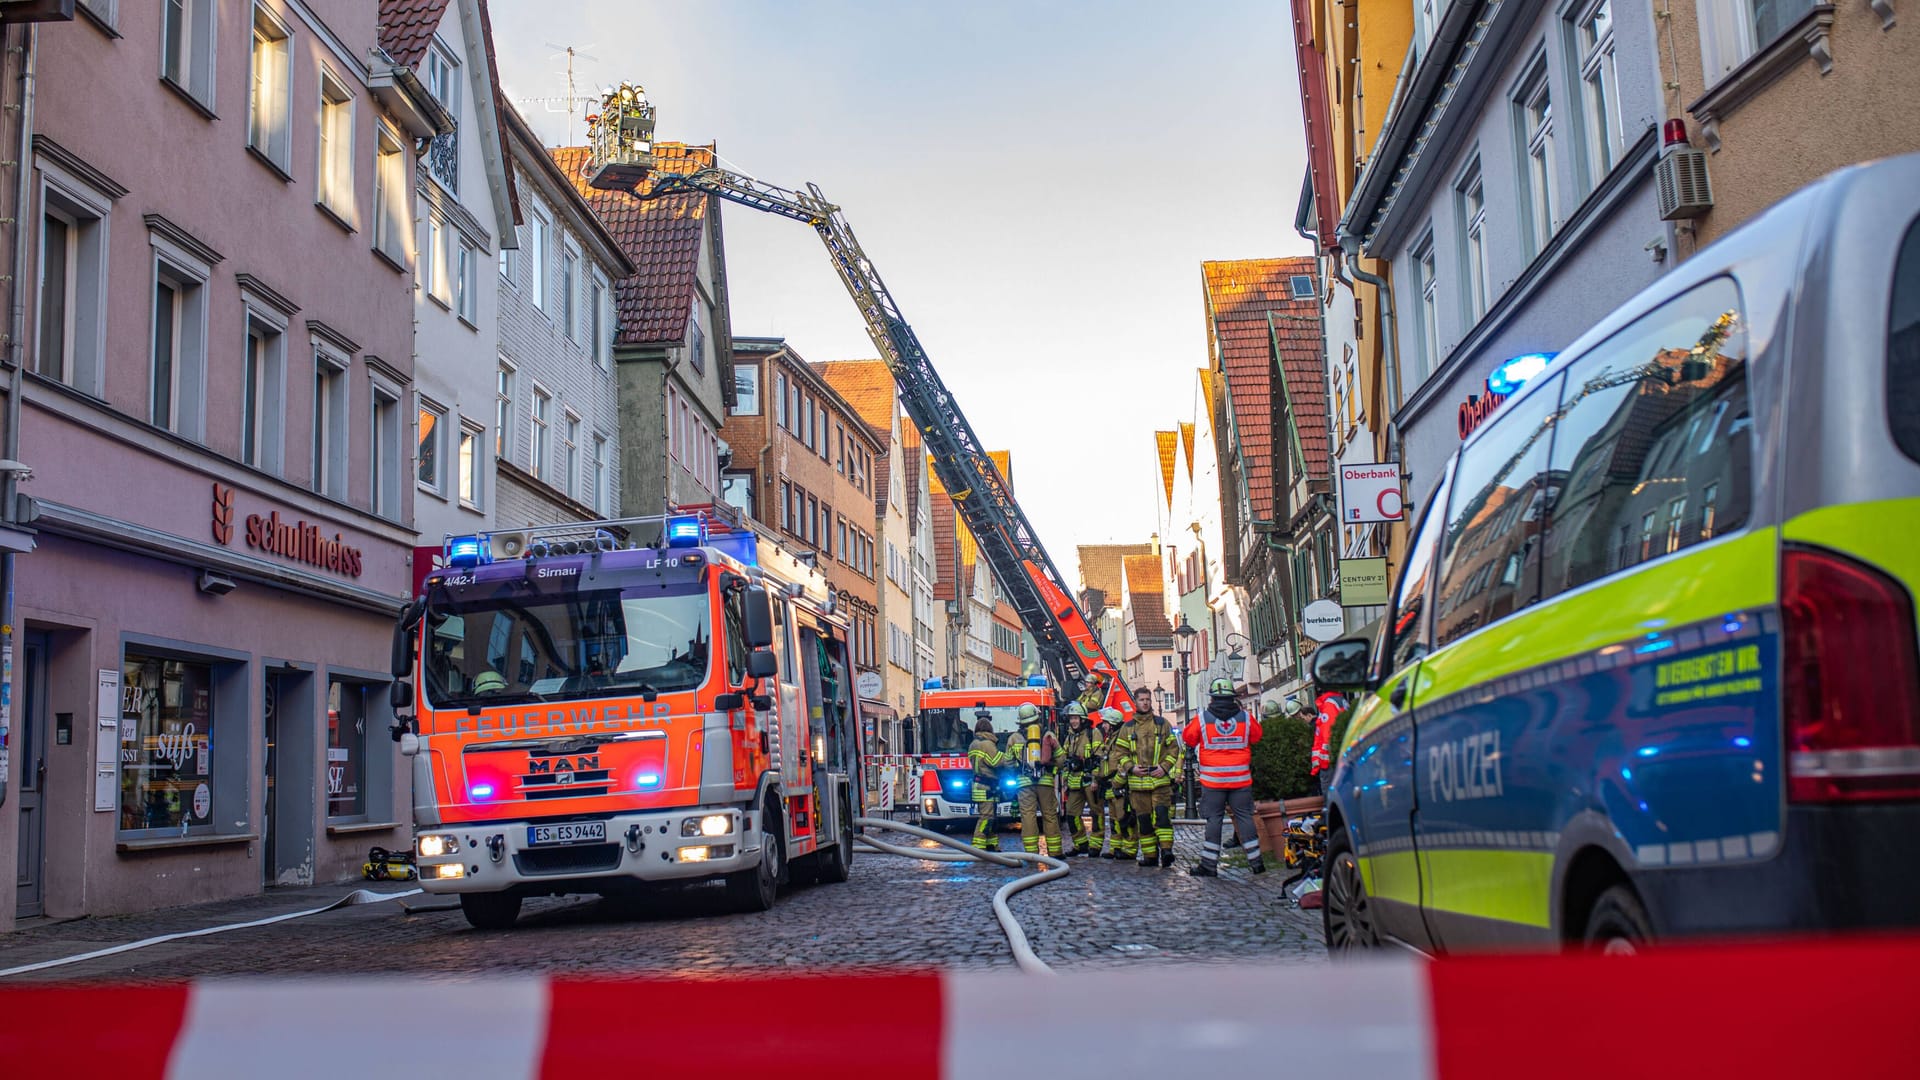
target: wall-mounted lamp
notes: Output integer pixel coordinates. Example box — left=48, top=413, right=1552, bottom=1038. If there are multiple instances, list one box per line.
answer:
left=197, top=570, right=237, bottom=596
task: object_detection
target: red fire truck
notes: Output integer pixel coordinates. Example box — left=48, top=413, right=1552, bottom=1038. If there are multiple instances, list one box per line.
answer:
left=389, top=512, right=862, bottom=929
left=909, top=683, right=1054, bottom=830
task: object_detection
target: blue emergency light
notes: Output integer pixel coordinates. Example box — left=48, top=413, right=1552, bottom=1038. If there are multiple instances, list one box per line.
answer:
left=446, top=534, right=491, bottom=568
left=666, top=515, right=706, bottom=547
left=1486, top=353, right=1556, bottom=397
left=923, top=678, right=944, bottom=690
left=710, top=532, right=759, bottom=566
left=1026, top=675, right=1048, bottom=687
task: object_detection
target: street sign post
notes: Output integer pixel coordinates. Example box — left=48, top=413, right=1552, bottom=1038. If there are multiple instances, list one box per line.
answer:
left=1339, top=463, right=1405, bottom=524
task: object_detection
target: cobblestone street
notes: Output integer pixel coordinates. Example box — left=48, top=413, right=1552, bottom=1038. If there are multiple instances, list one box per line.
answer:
left=0, top=826, right=1324, bottom=982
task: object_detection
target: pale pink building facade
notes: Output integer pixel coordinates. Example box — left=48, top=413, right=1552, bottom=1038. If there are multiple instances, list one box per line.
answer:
left=0, top=0, right=437, bottom=929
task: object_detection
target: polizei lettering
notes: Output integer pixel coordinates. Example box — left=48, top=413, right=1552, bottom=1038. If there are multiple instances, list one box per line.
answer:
left=453, top=701, right=672, bottom=739
left=1429, top=731, right=1504, bottom=802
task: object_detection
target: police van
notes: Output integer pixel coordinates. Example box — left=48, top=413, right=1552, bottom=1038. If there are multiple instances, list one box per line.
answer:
left=1311, top=153, right=1920, bottom=954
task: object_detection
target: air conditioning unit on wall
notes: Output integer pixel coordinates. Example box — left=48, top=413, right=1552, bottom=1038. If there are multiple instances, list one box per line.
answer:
left=1657, top=119, right=1714, bottom=221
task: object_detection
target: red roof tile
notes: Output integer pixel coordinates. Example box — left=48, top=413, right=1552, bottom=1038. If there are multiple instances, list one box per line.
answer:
left=1122, top=554, right=1173, bottom=646
left=813, top=360, right=895, bottom=441
left=1155, top=430, right=1178, bottom=510
left=901, top=426, right=925, bottom=531
left=1203, top=257, right=1325, bottom=521
left=549, top=143, right=718, bottom=346
left=1179, top=422, right=1196, bottom=477
left=1078, top=544, right=1151, bottom=601
left=378, top=0, right=449, bottom=70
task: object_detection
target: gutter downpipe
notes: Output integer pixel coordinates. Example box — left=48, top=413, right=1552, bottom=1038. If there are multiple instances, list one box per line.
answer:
left=0, top=24, right=33, bottom=809
left=1342, top=237, right=1401, bottom=470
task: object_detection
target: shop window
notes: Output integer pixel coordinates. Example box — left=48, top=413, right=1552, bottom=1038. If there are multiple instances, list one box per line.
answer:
left=119, top=653, right=215, bottom=836
left=326, top=679, right=368, bottom=820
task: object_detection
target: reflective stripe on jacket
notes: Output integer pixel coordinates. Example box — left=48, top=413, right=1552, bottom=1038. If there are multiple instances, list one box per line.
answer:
left=1127, top=717, right=1180, bottom=790
left=1181, top=709, right=1263, bottom=789
left=969, top=735, right=1004, bottom=801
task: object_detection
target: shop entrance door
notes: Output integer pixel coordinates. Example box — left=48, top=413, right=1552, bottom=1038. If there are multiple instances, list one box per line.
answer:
left=263, top=673, right=281, bottom=883
left=14, top=634, right=49, bottom=918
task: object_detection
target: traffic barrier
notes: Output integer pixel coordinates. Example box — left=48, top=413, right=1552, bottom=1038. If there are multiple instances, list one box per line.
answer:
left=3, top=936, right=1915, bottom=1078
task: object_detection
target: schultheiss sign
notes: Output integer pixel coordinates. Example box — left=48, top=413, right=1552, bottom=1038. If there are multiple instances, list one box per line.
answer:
left=211, top=483, right=364, bottom=578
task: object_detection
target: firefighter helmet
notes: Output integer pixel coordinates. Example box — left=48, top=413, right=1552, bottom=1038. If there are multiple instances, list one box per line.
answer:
left=1101, top=707, right=1122, bottom=724
left=1017, top=703, right=1040, bottom=721
left=1209, top=677, right=1236, bottom=698
left=472, top=670, right=508, bottom=694
left=1063, top=701, right=1088, bottom=717
left=1260, top=699, right=1285, bottom=720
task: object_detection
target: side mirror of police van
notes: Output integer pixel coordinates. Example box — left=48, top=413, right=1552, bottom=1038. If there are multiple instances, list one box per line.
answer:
left=1311, top=636, right=1372, bottom=693
left=748, top=649, right=778, bottom=679
left=744, top=585, right=775, bottom=649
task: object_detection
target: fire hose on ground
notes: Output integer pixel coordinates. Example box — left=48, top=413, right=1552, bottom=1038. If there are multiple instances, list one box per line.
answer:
left=853, top=816, right=1068, bottom=976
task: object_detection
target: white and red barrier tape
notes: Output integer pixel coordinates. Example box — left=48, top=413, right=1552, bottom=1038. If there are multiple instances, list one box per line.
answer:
left=2, top=937, right=1915, bottom=1078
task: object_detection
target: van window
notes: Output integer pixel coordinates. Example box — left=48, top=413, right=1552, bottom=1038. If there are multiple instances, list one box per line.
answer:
left=1889, top=218, right=1920, bottom=464
left=1539, top=276, right=1752, bottom=597
left=1433, top=374, right=1565, bottom=647
left=1383, top=466, right=1455, bottom=676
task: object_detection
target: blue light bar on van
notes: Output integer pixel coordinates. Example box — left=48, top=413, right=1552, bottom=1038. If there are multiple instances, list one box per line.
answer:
left=666, top=515, right=706, bottom=548
left=923, top=678, right=944, bottom=690
left=1486, top=353, right=1556, bottom=396
left=446, top=534, right=491, bottom=568
left=1027, top=675, right=1048, bottom=687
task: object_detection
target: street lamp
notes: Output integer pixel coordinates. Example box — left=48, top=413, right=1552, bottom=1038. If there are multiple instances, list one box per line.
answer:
left=1174, top=615, right=1198, bottom=814
left=1223, top=632, right=1250, bottom=685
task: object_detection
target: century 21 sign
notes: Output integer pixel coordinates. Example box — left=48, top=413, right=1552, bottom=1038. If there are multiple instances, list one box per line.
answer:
left=211, top=483, right=365, bottom=578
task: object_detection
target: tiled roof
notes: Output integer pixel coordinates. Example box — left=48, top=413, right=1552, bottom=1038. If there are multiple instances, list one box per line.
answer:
left=1155, top=430, right=1178, bottom=510
left=1078, top=543, right=1151, bottom=600
left=1198, top=368, right=1217, bottom=432
left=901, top=425, right=925, bottom=530
left=549, top=142, right=717, bottom=346
left=475, top=1, right=522, bottom=229
left=1122, top=554, right=1173, bottom=646
left=1203, top=257, right=1324, bottom=520
left=813, top=360, right=895, bottom=443
left=1179, top=422, right=1196, bottom=477
left=378, top=0, right=450, bottom=69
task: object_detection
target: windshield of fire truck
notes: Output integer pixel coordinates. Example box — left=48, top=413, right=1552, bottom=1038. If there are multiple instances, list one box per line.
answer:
left=919, top=706, right=1027, bottom=755
left=420, top=581, right=711, bottom=709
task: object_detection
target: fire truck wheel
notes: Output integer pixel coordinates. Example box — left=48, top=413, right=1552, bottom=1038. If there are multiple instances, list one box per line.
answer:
left=459, top=891, right=522, bottom=931
left=816, top=793, right=854, bottom=885
left=727, top=801, right=782, bottom=913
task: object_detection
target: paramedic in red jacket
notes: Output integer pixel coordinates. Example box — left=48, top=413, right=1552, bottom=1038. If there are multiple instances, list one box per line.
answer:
left=1182, top=679, right=1268, bottom=876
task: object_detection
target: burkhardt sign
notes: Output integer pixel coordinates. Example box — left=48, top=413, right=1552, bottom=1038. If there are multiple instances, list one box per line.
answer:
left=211, top=483, right=365, bottom=578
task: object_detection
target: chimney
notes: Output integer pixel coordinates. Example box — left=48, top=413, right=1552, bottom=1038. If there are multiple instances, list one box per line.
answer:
left=1150, top=532, right=1161, bottom=555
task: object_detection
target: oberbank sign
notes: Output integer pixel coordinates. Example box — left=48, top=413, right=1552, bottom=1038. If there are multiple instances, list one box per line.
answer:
left=1338, top=463, right=1404, bottom=524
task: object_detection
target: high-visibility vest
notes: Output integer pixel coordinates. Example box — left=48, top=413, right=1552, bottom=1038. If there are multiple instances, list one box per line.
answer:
left=1194, top=710, right=1258, bottom=789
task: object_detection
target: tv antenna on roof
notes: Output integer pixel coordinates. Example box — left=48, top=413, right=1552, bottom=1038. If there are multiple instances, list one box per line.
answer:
left=544, top=43, right=598, bottom=143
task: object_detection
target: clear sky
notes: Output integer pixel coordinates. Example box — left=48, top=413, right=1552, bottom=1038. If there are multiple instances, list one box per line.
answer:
left=490, top=1, right=1309, bottom=580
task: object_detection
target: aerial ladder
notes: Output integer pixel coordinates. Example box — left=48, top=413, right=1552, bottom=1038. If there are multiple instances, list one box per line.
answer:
left=585, top=85, right=1135, bottom=720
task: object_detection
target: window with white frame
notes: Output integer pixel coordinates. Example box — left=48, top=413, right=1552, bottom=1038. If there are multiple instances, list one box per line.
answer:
left=1514, top=57, right=1558, bottom=259
left=589, top=274, right=608, bottom=366
left=561, top=245, right=579, bottom=340
left=424, top=43, right=460, bottom=194
left=458, top=420, right=484, bottom=508
left=592, top=434, right=609, bottom=515
left=494, top=359, right=513, bottom=459
left=372, top=384, right=401, bottom=518
left=248, top=4, right=292, bottom=171
left=422, top=215, right=451, bottom=305
left=1574, top=0, right=1623, bottom=186
left=311, top=345, right=349, bottom=499
left=498, top=235, right=518, bottom=284
left=148, top=239, right=209, bottom=440
left=1413, top=233, right=1440, bottom=385
left=454, top=241, right=476, bottom=322
left=316, top=70, right=355, bottom=221
left=162, top=0, right=217, bottom=107
left=36, top=172, right=111, bottom=396
left=530, top=211, right=549, bottom=310
left=562, top=411, right=580, bottom=499
left=240, top=305, right=287, bottom=475
left=372, top=123, right=409, bottom=266
left=689, top=306, right=706, bottom=375
left=530, top=385, right=551, bottom=479
left=1697, top=0, right=1818, bottom=83
left=78, top=0, right=117, bottom=28
left=418, top=398, right=446, bottom=493
left=733, top=361, right=760, bottom=416
left=1456, top=160, right=1490, bottom=325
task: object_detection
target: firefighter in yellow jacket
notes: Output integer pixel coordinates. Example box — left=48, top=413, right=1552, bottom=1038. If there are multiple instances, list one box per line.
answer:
left=1125, top=687, right=1182, bottom=868
left=1099, top=706, right=1136, bottom=858
left=1014, top=704, right=1063, bottom=857
left=1059, top=703, right=1098, bottom=856
left=967, top=712, right=1005, bottom=851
